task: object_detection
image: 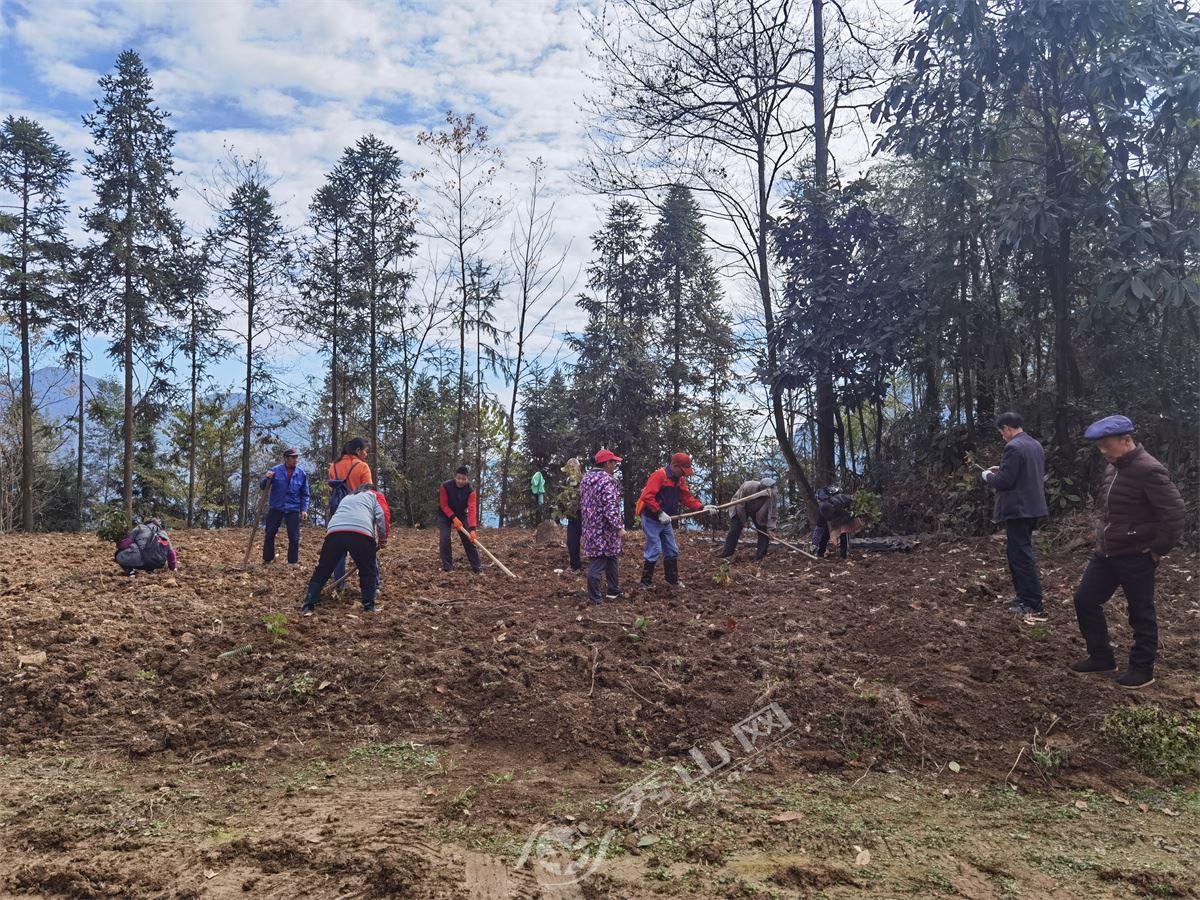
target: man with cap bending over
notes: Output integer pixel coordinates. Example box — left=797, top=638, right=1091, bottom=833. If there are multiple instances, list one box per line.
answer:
left=637, top=452, right=717, bottom=589
left=1069, top=415, right=1185, bottom=689
left=718, top=477, right=779, bottom=561
left=261, top=448, right=310, bottom=566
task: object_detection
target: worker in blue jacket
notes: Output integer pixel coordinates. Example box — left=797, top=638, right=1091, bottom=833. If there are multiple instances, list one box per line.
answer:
left=261, top=448, right=310, bottom=565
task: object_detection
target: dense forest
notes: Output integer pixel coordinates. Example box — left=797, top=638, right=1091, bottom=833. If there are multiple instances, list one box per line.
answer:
left=1, top=0, right=1196, bottom=536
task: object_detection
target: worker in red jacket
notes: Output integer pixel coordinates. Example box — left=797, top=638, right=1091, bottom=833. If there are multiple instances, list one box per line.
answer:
left=637, top=452, right=716, bottom=589
left=437, top=465, right=482, bottom=573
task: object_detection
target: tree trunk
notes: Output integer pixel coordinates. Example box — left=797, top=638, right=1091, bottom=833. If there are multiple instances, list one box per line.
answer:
left=330, top=227, right=341, bottom=463
left=76, top=335, right=85, bottom=529
left=240, top=226, right=255, bottom=527
left=187, top=311, right=197, bottom=528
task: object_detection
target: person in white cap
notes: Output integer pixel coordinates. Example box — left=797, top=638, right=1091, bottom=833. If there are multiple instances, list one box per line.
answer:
left=718, top=477, right=779, bottom=561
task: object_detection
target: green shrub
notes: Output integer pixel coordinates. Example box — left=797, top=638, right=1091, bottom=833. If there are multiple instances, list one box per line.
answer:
left=1100, top=706, right=1200, bottom=777
left=96, top=504, right=128, bottom=543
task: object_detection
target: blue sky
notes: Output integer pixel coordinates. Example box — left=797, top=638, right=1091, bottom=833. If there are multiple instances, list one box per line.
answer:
left=1, top=0, right=602, bottom=411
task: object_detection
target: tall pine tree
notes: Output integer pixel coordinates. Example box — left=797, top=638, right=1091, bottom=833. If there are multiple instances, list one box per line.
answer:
left=82, top=50, right=185, bottom=527
left=0, top=116, right=73, bottom=531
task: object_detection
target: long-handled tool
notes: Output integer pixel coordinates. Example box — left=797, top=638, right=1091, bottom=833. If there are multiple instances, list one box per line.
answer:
left=454, top=524, right=518, bottom=579
left=242, top=486, right=271, bottom=568
left=670, top=489, right=772, bottom=523
left=763, top=529, right=821, bottom=561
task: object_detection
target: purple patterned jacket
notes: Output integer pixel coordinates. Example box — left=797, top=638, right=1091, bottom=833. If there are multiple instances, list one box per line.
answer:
left=580, top=468, right=623, bottom=558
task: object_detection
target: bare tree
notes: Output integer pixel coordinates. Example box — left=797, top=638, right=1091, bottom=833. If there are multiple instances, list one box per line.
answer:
left=497, top=159, right=573, bottom=525
left=584, top=0, right=893, bottom=511
left=416, top=111, right=506, bottom=459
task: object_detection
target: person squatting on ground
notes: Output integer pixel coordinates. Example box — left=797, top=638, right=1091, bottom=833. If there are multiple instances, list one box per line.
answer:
left=637, top=452, right=717, bottom=588
left=438, top=465, right=482, bottom=574
left=719, top=477, right=779, bottom=561
left=811, top=486, right=853, bottom=558
left=114, top=519, right=178, bottom=576
left=580, top=449, right=624, bottom=604
left=556, top=457, right=584, bottom=572
left=328, top=438, right=373, bottom=588
left=981, top=412, right=1049, bottom=617
left=1068, top=416, right=1185, bottom=690
left=302, top=484, right=390, bottom=615
left=261, top=448, right=310, bottom=566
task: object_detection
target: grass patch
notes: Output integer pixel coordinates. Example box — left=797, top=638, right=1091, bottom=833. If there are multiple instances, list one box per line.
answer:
left=347, top=741, right=445, bottom=774
left=1100, top=706, right=1200, bottom=777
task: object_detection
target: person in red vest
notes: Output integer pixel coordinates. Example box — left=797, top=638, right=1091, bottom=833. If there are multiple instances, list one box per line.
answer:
left=437, top=465, right=482, bottom=573
left=637, top=452, right=716, bottom=588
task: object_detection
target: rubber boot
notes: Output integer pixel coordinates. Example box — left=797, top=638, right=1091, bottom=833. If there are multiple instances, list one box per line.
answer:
left=301, top=583, right=321, bottom=613
left=640, top=560, right=656, bottom=587
left=663, top=558, right=680, bottom=587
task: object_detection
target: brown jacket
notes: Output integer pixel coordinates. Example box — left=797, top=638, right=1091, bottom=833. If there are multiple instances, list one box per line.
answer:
left=1094, top=445, right=1185, bottom=558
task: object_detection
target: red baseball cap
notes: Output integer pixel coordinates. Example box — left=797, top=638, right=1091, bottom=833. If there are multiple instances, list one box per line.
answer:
left=595, top=448, right=622, bottom=464
left=670, top=452, right=694, bottom=475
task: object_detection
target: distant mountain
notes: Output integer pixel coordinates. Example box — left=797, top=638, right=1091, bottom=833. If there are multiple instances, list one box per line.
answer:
left=9, top=366, right=313, bottom=459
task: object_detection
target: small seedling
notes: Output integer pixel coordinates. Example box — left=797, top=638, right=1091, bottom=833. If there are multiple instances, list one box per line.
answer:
left=291, top=673, right=316, bottom=695
left=488, top=771, right=514, bottom=785
left=1032, top=747, right=1068, bottom=774
left=713, top=560, right=731, bottom=585
left=626, top=616, right=649, bottom=642
left=136, top=668, right=158, bottom=682
left=263, top=612, right=288, bottom=642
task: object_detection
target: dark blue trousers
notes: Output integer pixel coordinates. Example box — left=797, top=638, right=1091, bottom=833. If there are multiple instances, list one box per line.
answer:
left=1004, top=517, right=1043, bottom=611
left=264, top=509, right=301, bottom=564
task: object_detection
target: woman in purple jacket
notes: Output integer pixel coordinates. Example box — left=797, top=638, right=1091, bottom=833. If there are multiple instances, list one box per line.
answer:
left=580, top=449, right=624, bottom=605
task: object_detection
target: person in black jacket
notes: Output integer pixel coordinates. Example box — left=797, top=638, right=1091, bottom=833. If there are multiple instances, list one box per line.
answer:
left=982, top=412, right=1049, bottom=617
left=437, top=465, right=482, bottom=574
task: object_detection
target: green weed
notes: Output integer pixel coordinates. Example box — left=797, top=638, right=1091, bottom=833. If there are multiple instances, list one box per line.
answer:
left=263, top=612, right=288, bottom=641
left=1100, top=706, right=1200, bottom=777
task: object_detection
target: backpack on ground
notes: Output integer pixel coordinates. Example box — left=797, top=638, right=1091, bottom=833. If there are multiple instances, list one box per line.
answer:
left=328, top=460, right=361, bottom=515
left=115, top=523, right=170, bottom=570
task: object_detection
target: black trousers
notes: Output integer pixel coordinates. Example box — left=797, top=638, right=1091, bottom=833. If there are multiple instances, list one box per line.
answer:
left=720, top=518, right=770, bottom=560
left=1004, top=517, right=1043, bottom=610
left=1074, top=552, right=1159, bottom=672
left=566, top=517, right=582, bottom=570
left=438, top=516, right=481, bottom=572
left=813, top=520, right=848, bottom=558
left=305, top=532, right=378, bottom=610
left=264, top=508, right=301, bottom=564
left=587, top=556, right=620, bottom=602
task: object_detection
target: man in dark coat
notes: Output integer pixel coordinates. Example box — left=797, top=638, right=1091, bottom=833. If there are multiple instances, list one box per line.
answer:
left=1069, top=416, right=1185, bottom=689
left=982, top=412, right=1049, bottom=617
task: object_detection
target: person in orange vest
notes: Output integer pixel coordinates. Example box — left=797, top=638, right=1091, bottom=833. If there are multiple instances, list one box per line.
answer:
left=637, top=452, right=716, bottom=588
left=328, top=438, right=373, bottom=588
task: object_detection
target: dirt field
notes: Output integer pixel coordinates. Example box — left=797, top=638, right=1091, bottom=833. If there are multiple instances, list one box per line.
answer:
left=2, top=526, right=1197, bottom=899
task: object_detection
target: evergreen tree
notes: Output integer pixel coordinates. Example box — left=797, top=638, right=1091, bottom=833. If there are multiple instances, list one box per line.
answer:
left=203, top=151, right=293, bottom=525
left=0, top=116, right=73, bottom=531
left=302, top=172, right=353, bottom=460
left=571, top=200, right=661, bottom=521
left=169, top=242, right=225, bottom=527
left=82, top=50, right=185, bottom=527
left=339, top=135, right=418, bottom=480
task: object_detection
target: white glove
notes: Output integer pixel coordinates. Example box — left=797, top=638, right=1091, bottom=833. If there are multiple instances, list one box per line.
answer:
left=657, top=510, right=672, bottom=524
left=980, top=470, right=992, bottom=484
left=702, top=504, right=718, bottom=515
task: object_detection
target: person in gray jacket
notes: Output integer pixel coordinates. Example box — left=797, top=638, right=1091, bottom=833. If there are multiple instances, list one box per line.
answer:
left=982, top=412, right=1049, bottom=617
left=301, top=484, right=390, bottom=615
left=718, top=477, right=779, bottom=561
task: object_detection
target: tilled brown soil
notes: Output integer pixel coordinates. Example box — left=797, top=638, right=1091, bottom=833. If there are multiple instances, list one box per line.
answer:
left=1, top=527, right=1197, bottom=898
